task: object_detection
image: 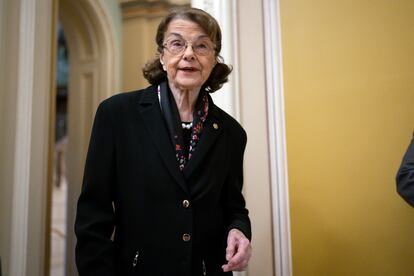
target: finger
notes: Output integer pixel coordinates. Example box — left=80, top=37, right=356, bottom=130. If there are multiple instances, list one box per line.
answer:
left=222, top=259, right=249, bottom=272
left=229, top=239, right=251, bottom=263
left=222, top=264, right=230, bottom=272
left=226, top=229, right=245, bottom=260
left=222, top=261, right=242, bottom=272
left=226, top=242, right=252, bottom=271
left=228, top=249, right=244, bottom=266
left=235, top=259, right=249, bottom=271
left=225, top=236, right=237, bottom=261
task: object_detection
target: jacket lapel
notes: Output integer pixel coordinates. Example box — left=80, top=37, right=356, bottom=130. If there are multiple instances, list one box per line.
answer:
left=183, top=102, right=223, bottom=178
left=138, top=87, right=188, bottom=194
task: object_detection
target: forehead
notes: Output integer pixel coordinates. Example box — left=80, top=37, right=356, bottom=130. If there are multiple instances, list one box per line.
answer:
left=165, top=19, right=207, bottom=38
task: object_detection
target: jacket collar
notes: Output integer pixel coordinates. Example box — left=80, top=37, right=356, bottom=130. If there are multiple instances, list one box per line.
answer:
left=183, top=98, right=223, bottom=178
left=138, top=86, right=188, bottom=194
left=137, top=86, right=224, bottom=194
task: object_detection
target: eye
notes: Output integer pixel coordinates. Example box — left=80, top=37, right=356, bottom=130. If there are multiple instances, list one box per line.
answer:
left=195, top=42, right=209, bottom=49
left=169, top=40, right=185, bottom=47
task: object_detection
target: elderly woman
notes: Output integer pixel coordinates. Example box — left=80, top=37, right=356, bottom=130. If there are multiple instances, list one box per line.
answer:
left=75, top=7, right=252, bottom=276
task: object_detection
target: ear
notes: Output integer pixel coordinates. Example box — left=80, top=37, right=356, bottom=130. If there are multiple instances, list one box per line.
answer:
left=160, top=55, right=166, bottom=71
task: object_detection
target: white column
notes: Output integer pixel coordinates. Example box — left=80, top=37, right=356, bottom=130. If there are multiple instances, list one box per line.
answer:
left=191, top=0, right=240, bottom=119
left=6, top=0, right=54, bottom=275
left=9, top=0, right=36, bottom=274
left=263, top=0, right=292, bottom=275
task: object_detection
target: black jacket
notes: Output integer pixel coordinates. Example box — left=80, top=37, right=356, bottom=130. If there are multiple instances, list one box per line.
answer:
left=396, top=133, right=414, bottom=207
left=74, top=85, right=251, bottom=276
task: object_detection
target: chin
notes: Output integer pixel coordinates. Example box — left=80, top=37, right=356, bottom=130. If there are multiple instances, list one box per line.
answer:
left=175, top=80, right=203, bottom=91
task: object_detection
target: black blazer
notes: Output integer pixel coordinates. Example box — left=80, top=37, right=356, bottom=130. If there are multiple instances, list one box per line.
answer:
left=396, top=133, right=414, bottom=207
left=74, top=85, right=251, bottom=276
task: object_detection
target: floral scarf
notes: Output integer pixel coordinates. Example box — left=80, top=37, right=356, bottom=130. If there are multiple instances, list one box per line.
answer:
left=157, top=81, right=209, bottom=171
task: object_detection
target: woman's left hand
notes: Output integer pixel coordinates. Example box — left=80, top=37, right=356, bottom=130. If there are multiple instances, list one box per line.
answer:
left=222, top=228, right=252, bottom=272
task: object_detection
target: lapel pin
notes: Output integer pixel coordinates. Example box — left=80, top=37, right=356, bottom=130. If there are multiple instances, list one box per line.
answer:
left=213, top=123, right=219, bottom=130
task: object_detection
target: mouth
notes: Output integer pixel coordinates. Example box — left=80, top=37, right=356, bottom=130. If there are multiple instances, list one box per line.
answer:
left=179, top=67, right=199, bottom=72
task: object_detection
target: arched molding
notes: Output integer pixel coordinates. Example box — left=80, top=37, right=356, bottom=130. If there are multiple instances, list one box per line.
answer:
left=58, top=0, right=120, bottom=274
left=60, top=0, right=119, bottom=100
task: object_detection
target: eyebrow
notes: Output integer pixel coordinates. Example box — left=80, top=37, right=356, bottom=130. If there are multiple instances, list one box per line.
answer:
left=166, top=33, right=210, bottom=40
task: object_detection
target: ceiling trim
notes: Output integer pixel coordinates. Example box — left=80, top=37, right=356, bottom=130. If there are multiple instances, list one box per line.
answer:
left=120, top=0, right=190, bottom=20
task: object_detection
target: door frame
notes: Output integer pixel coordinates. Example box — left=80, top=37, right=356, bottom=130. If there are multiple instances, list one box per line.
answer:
left=58, top=0, right=119, bottom=274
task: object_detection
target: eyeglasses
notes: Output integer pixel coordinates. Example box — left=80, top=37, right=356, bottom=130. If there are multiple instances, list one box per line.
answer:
left=163, top=38, right=215, bottom=56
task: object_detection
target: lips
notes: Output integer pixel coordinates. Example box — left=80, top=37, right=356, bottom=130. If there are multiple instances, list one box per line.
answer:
left=179, top=66, right=199, bottom=72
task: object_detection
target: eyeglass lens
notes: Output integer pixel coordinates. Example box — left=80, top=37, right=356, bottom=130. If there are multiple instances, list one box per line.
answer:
left=164, top=38, right=214, bottom=55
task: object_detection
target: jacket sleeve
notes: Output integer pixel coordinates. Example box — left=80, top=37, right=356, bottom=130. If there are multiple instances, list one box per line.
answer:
left=396, top=133, right=414, bottom=207
left=225, top=128, right=252, bottom=240
left=74, top=101, right=116, bottom=275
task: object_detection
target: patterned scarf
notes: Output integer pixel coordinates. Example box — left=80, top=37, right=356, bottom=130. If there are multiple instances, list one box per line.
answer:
left=157, top=81, right=209, bottom=171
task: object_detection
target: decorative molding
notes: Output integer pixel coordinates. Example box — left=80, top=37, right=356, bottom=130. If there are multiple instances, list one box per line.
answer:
left=262, top=0, right=292, bottom=275
left=88, top=0, right=119, bottom=98
left=120, top=0, right=189, bottom=4
left=121, top=1, right=190, bottom=20
left=121, top=3, right=170, bottom=19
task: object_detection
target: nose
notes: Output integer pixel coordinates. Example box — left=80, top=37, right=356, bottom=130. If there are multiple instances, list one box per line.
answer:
left=182, top=43, right=195, bottom=60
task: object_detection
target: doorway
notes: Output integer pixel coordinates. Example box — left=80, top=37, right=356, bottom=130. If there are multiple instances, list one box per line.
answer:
left=50, top=23, right=69, bottom=276
left=47, top=0, right=119, bottom=275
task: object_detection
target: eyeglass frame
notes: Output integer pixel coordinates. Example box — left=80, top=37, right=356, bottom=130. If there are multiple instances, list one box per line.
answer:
left=162, top=34, right=217, bottom=56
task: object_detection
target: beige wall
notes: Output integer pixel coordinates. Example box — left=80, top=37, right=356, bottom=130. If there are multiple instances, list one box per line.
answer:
left=122, top=11, right=164, bottom=91
left=280, top=0, right=414, bottom=275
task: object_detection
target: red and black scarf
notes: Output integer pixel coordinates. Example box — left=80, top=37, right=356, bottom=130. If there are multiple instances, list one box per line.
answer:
left=157, top=81, right=209, bottom=171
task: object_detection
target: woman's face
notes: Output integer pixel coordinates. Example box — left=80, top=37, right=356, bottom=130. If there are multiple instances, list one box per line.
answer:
left=160, top=19, right=216, bottom=91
